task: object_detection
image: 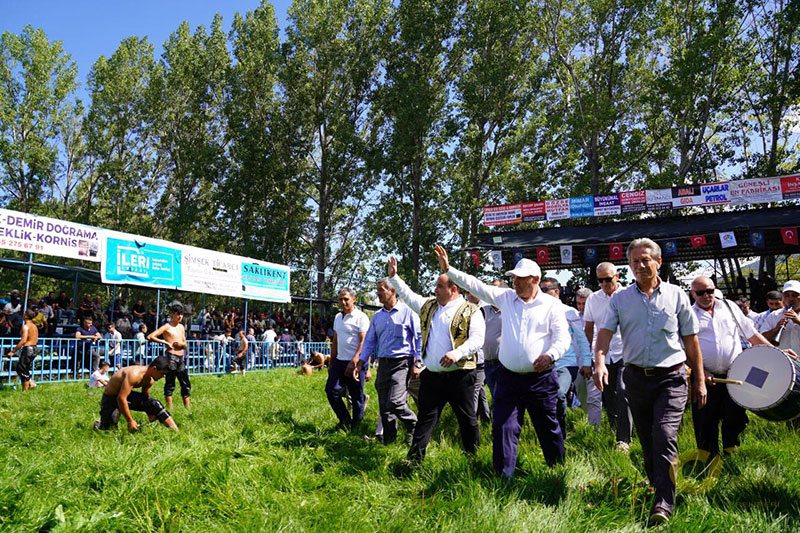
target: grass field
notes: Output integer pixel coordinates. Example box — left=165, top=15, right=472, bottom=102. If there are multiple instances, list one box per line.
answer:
left=0, top=369, right=798, bottom=532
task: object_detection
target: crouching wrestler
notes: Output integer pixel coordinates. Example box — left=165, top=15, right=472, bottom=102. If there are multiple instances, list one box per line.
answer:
left=94, top=355, right=178, bottom=431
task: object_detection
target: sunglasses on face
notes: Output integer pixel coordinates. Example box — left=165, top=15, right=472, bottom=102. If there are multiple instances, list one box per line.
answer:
left=694, top=289, right=715, bottom=296
left=540, top=286, right=553, bottom=293
left=597, top=277, right=615, bottom=283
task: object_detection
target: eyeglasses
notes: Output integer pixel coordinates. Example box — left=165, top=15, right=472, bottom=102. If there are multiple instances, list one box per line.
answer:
left=694, top=289, right=715, bottom=296
left=540, top=286, right=553, bottom=293
left=597, top=277, right=615, bottom=283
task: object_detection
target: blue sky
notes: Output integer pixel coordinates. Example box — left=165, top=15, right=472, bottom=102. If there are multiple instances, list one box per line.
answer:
left=2, top=0, right=292, bottom=101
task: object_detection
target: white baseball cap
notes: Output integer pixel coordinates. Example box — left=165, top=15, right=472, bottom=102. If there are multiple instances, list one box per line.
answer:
left=782, top=280, right=800, bottom=294
left=505, top=258, right=542, bottom=278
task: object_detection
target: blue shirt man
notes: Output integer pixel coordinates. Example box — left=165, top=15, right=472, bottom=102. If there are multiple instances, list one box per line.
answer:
left=357, top=279, right=419, bottom=444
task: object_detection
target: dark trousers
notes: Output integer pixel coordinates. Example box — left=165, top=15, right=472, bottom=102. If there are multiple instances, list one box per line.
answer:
left=164, top=353, right=191, bottom=398
left=474, top=364, right=491, bottom=423
left=325, top=358, right=366, bottom=427
left=376, top=357, right=417, bottom=444
left=603, top=359, right=633, bottom=443
left=485, top=360, right=500, bottom=401
left=16, top=346, right=38, bottom=383
left=98, top=391, right=170, bottom=429
left=408, top=368, right=480, bottom=461
left=692, top=377, right=748, bottom=456
left=624, top=366, right=687, bottom=514
left=556, top=366, right=578, bottom=438
left=493, top=365, right=564, bottom=478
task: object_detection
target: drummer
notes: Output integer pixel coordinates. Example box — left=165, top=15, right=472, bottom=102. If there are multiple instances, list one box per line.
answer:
left=690, top=276, right=777, bottom=457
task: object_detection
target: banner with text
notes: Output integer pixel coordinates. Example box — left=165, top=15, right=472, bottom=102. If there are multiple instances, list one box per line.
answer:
left=0, top=209, right=101, bottom=261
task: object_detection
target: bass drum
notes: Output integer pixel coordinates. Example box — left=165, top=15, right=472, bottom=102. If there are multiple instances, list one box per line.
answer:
left=727, top=345, right=800, bottom=422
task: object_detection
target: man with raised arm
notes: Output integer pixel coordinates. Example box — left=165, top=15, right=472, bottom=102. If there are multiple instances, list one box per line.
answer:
left=387, top=254, right=485, bottom=463
left=147, top=303, right=190, bottom=410
left=356, top=279, right=420, bottom=445
left=435, top=245, right=570, bottom=477
left=94, top=355, right=178, bottom=431
left=593, top=238, right=706, bottom=525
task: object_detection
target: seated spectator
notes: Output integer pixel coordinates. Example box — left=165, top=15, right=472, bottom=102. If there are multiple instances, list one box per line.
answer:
left=39, top=299, right=55, bottom=331
left=115, top=314, right=132, bottom=338
left=79, top=293, right=94, bottom=321
left=117, top=299, right=129, bottom=316
left=3, top=290, right=21, bottom=315
left=94, top=296, right=107, bottom=323
left=147, top=300, right=158, bottom=329
left=30, top=304, right=48, bottom=336
left=0, top=310, right=12, bottom=337
left=132, top=299, right=146, bottom=322
left=56, top=291, right=74, bottom=323
left=89, top=359, right=111, bottom=388
left=45, top=291, right=56, bottom=306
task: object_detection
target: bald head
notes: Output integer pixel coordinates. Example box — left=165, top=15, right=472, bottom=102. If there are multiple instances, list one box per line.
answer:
left=596, top=261, right=620, bottom=294
left=691, top=275, right=716, bottom=310
left=691, top=276, right=714, bottom=290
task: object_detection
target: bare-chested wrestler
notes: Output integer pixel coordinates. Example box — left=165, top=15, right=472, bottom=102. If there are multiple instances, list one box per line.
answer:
left=147, top=303, right=190, bottom=410
left=7, top=309, right=40, bottom=390
left=93, top=355, right=178, bottom=431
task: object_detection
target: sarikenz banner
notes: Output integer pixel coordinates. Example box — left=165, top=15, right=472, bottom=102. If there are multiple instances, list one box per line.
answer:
left=0, top=208, right=101, bottom=261
left=481, top=175, right=799, bottom=227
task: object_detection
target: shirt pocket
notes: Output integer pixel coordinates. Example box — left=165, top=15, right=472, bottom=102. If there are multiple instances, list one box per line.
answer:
left=654, top=308, right=679, bottom=334
left=393, top=322, right=406, bottom=340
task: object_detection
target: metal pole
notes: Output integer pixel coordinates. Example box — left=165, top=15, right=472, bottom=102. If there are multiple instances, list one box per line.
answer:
left=244, top=299, right=248, bottom=333
left=156, top=289, right=161, bottom=327
left=22, top=253, right=33, bottom=314
left=201, top=293, right=206, bottom=326
left=72, top=271, right=79, bottom=315
left=308, top=271, right=313, bottom=341
left=110, top=284, right=116, bottom=322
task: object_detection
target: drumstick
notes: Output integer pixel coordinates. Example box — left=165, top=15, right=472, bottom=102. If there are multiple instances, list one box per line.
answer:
left=711, top=378, right=743, bottom=385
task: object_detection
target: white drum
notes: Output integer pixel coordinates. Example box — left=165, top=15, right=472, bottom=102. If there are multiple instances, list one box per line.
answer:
left=726, top=345, right=800, bottom=422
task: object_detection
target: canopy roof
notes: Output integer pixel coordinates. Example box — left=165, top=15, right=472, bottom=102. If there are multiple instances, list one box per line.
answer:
left=474, top=206, right=800, bottom=269
left=0, top=257, right=102, bottom=283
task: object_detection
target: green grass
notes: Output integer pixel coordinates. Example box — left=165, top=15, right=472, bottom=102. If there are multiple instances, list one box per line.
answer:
left=0, top=370, right=798, bottom=532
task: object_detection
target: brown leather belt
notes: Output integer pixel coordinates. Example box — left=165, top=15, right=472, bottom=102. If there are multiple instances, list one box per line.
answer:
left=625, top=362, right=684, bottom=377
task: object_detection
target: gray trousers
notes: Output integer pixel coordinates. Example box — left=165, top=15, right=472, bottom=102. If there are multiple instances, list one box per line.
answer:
left=604, top=360, right=633, bottom=443
left=474, top=365, right=491, bottom=423
left=376, top=357, right=417, bottom=444
left=624, top=365, right=687, bottom=514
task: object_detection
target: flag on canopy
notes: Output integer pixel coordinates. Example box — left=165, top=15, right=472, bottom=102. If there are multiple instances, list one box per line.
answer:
left=609, top=243, right=624, bottom=261
left=560, top=245, right=573, bottom=264
left=490, top=250, right=503, bottom=270
left=664, top=240, right=678, bottom=257
left=749, top=231, right=765, bottom=249
left=469, top=251, right=481, bottom=267
left=535, top=247, right=549, bottom=264
left=584, top=246, right=598, bottom=264
left=690, top=235, right=707, bottom=248
left=781, top=227, right=799, bottom=245
left=513, top=249, right=524, bottom=263
left=719, top=231, right=737, bottom=249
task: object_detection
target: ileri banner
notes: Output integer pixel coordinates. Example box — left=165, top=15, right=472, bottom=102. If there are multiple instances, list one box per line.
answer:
left=0, top=208, right=101, bottom=261
left=102, top=231, right=183, bottom=289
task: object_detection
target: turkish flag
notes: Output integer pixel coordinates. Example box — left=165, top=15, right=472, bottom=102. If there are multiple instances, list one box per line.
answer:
left=690, top=235, right=707, bottom=248
left=535, top=247, right=549, bottom=264
left=782, top=227, right=799, bottom=245
left=469, top=251, right=481, bottom=267
left=609, top=243, right=624, bottom=261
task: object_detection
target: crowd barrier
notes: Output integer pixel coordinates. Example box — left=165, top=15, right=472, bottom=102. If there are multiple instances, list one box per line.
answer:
left=0, top=338, right=332, bottom=385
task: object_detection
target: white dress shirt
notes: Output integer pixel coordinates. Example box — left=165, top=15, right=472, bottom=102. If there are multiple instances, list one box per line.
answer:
left=481, top=304, right=502, bottom=362
left=389, top=274, right=484, bottom=373
left=583, top=286, right=624, bottom=363
left=761, top=307, right=800, bottom=353
left=693, top=299, right=757, bottom=375
left=446, top=267, right=570, bottom=373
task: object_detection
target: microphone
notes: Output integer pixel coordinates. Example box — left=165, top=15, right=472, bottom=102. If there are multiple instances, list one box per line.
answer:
left=774, top=304, right=791, bottom=345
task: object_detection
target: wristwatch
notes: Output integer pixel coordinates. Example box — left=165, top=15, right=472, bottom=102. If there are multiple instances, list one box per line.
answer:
left=413, top=360, right=425, bottom=369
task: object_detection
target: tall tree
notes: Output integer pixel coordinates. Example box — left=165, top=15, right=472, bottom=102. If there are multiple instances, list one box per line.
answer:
left=369, top=0, right=459, bottom=288
left=224, top=1, right=310, bottom=263
left=282, top=0, right=389, bottom=297
left=152, top=16, right=231, bottom=246
left=0, top=25, right=78, bottom=213
left=83, top=36, right=161, bottom=234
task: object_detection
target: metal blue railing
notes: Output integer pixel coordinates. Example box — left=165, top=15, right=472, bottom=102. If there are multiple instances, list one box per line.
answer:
left=0, top=338, right=332, bottom=384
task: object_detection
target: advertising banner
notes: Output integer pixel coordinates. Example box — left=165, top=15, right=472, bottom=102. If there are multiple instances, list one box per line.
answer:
left=0, top=208, right=101, bottom=261
left=482, top=204, right=522, bottom=226
left=780, top=174, right=800, bottom=200
left=241, top=261, right=291, bottom=302
left=180, top=247, right=241, bottom=298
left=545, top=199, right=570, bottom=221
left=521, top=201, right=546, bottom=222
left=646, top=188, right=673, bottom=210
left=619, top=190, right=646, bottom=213
left=569, top=196, right=594, bottom=218
left=593, top=194, right=621, bottom=216
left=671, top=184, right=704, bottom=208
left=729, top=178, right=782, bottom=205
left=102, top=232, right=182, bottom=289
left=700, top=182, right=730, bottom=205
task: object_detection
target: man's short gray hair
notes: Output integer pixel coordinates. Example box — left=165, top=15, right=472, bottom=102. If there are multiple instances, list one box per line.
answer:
left=596, top=262, right=616, bottom=274
left=575, top=287, right=592, bottom=299
left=377, top=278, right=394, bottom=290
left=337, top=287, right=357, bottom=299
left=627, top=238, right=661, bottom=261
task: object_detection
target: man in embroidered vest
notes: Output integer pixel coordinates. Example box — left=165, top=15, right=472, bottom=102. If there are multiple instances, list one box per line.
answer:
left=436, top=245, right=570, bottom=477
left=387, top=255, right=485, bottom=463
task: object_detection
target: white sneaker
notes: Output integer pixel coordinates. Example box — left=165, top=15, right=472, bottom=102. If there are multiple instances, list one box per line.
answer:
left=616, top=441, right=630, bottom=454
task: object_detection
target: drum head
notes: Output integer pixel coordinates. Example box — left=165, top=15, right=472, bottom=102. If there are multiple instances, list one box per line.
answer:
left=727, top=345, right=796, bottom=411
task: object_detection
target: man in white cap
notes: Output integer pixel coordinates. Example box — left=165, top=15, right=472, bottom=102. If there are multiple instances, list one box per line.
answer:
left=761, top=280, right=800, bottom=353
left=434, top=245, right=570, bottom=477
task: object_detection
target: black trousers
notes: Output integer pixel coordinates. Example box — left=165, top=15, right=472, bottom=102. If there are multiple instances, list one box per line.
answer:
left=408, top=368, right=479, bottom=461
left=692, top=377, right=749, bottom=456
left=164, top=353, right=191, bottom=398
left=98, top=391, right=170, bottom=429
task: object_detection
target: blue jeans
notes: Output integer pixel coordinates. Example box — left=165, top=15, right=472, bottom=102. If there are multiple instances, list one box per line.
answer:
left=556, top=366, right=578, bottom=437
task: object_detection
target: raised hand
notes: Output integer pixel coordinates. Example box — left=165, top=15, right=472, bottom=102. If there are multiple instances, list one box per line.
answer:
left=434, top=244, right=450, bottom=273
left=387, top=256, right=398, bottom=278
